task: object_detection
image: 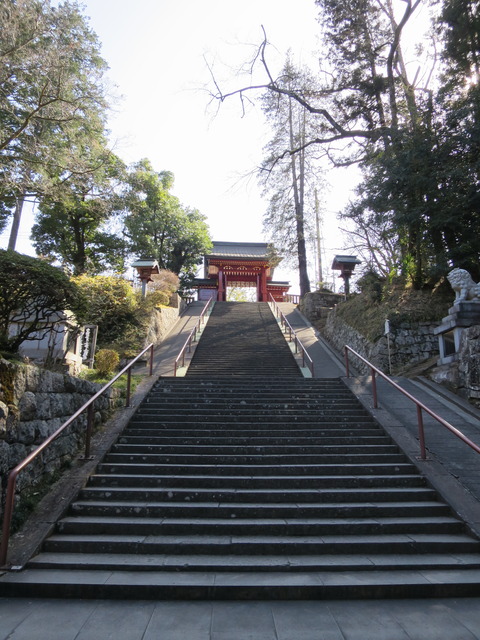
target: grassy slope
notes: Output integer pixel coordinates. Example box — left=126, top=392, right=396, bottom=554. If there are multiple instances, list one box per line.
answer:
left=332, top=281, right=452, bottom=343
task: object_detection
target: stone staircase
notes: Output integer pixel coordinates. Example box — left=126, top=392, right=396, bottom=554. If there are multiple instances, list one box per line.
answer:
left=2, top=302, right=480, bottom=599
left=186, top=301, right=301, bottom=378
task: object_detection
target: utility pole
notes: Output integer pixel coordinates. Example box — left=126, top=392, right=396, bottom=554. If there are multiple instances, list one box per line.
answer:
left=315, top=189, right=323, bottom=288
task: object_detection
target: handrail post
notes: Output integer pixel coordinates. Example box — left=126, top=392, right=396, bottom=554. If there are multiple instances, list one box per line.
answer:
left=343, top=343, right=480, bottom=462
left=0, top=470, right=17, bottom=567
left=126, top=367, right=132, bottom=407
left=417, top=405, right=427, bottom=459
left=345, top=347, right=350, bottom=377
left=149, top=344, right=154, bottom=376
left=85, top=403, right=95, bottom=458
left=371, top=368, right=378, bottom=409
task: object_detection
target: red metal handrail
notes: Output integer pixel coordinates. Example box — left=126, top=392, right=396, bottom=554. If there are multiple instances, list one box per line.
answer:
left=174, top=297, right=214, bottom=376
left=344, top=345, right=480, bottom=461
left=0, top=343, right=155, bottom=568
left=268, top=295, right=314, bottom=377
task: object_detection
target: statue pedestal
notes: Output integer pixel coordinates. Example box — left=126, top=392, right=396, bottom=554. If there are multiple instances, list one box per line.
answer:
left=434, top=301, right=480, bottom=365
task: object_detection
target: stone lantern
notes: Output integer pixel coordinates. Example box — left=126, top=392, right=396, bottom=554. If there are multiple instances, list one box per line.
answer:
left=331, top=255, right=361, bottom=296
left=132, top=258, right=160, bottom=297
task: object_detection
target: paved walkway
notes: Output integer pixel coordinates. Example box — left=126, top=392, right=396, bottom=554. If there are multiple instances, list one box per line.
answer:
left=153, top=301, right=208, bottom=377
left=277, top=302, right=346, bottom=378
left=1, top=596, right=480, bottom=639
left=2, top=301, right=480, bottom=638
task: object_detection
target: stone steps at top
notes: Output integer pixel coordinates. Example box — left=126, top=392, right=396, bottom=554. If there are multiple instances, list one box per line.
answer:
left=185, top=302, right=302, bottom=378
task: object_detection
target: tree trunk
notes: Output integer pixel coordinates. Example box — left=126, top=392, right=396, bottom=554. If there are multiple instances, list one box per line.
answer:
left=8, top=195, right=25, bottom=251
left=288, top=100, right=311, bottom=298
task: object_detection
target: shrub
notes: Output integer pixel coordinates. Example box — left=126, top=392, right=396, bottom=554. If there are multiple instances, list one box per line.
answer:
left=0, top=250, right=84, bottom=355
left=72, top=275, right=138, bottom=346
left=140, top=290, right=169, bottom=311
left=355, top=270, right=384, bottom=303
left=150, top=269, right=179, bottom=294
left=95, top=349, right=120, bottom=376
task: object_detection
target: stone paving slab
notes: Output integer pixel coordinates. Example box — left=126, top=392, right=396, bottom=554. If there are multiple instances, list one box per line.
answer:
left=1, top=597, right=480, bottom=639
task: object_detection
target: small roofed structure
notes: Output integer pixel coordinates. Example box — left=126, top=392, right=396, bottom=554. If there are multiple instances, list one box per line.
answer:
left=132, top=258, right=160, bottom=296
left=191, top=241, right=290, bottom=302
left=332, top=255, right=361, bottom=296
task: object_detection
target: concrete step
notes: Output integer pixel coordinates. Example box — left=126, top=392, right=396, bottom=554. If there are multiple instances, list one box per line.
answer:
left=83, top=482, right=439, bottom=502
left=92, top=471, right=428, bottom=489
left=117, top=435, right=394, bottom=446
left=27, top=551, right=480, bottom=572
left=66, top=500, right=454, bottom=520
left=41, top=532, right=480, bottom=555
left=141, top=400, right=365, bottom=410
left=134, top=407, right=371, bottom=417
left=58, top=516, right=464, bottom=537
left=140, top=389, right=365, bottom=401
left=121, top=428, right=391, bottom=444
left=4, top=567, right=480, bottom=599
left=3, top=567, right=480, bottom=599
left=111, top=443, right=400, bottom=455
left=96, top=462, right=419, bottom=476
left=104, top=453, right=407, bottom=465
left=127, top=416, right=377, bottom=426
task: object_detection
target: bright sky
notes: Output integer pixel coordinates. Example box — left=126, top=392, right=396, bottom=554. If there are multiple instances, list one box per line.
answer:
left=0, top=0, right=363, bottom=292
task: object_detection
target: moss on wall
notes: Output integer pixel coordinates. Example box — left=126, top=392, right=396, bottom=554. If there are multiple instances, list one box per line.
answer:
left=0, top=360, right=17, bottom=406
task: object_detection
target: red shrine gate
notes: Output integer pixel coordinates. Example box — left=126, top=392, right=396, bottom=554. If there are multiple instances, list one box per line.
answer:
left=192, top=242, right=290, bottom=302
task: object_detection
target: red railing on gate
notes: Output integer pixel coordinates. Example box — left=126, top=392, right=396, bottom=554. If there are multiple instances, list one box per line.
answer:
left=268, top=295, right=314, bottom=377
left=174, top=297, right=214, bottom=376
left=0, top=343, right=155, bottom=568
left=344, top=345, right=480, bottom=461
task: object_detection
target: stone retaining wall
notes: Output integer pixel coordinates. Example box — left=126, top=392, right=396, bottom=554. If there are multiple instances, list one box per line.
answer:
left=432, top=325, right=480, bottom=405
left=0, top=301, right=191, bottom=526
left=322, top=309, right=439, bottom=374
left=320, top=304, right=480, bottom=406
left=0, top=359, right=118, bottom=520
left=299, top=291, right=344, bottom=333
left=458, top=325, right=480, bottom=402
left=144, top=306, right=183, bottom=346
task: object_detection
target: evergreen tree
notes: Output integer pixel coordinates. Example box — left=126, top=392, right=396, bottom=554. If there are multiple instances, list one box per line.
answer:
left=0, top=0, right=111, bottom=248
left=122, top=159, right=212, bottom=285
left=31, top=152, right=126, bottom=275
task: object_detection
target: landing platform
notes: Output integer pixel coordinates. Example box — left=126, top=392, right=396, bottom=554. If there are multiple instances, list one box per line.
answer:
left=2, top=595, right=480, bottom=639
